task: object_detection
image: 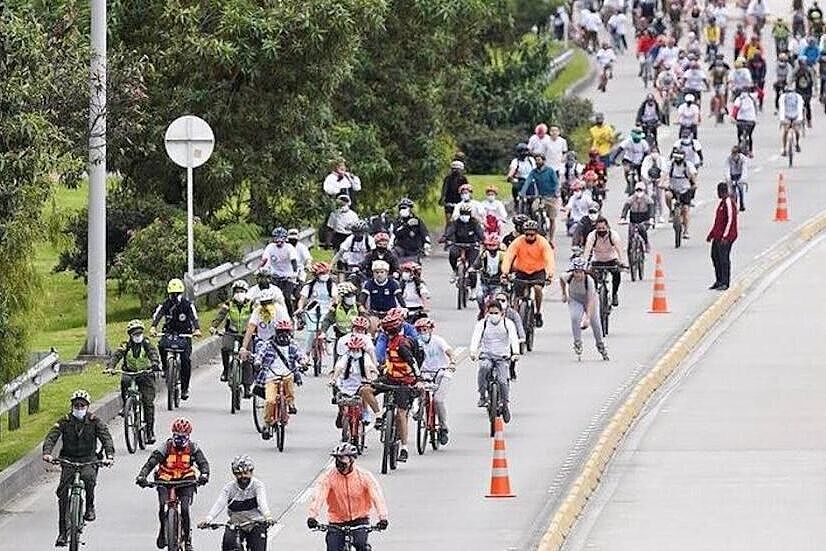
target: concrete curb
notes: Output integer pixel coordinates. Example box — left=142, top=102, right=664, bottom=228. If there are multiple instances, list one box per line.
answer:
left=565, top=52, right=598, bottom=98
left=0, top=336, right=222, bottom=502
left=536, top=208, right=826, bottom=551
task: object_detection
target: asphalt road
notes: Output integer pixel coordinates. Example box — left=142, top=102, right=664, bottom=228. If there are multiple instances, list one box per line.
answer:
left=566, top=233, right=826, bottom=551
left=2, top=9, right=825, bottom=551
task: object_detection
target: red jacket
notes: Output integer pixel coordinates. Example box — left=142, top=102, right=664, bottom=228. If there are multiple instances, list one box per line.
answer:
left=707, top=197, right=738, bottom=242
left=637, top=35, right=656, bottom=55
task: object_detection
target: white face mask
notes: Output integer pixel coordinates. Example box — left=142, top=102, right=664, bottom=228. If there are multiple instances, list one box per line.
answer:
left=340, top=205, right=350, bottom=212
left=318, top=274, right=330, bottom=282
left=344, top=296, right=356, bottom=306
left=374, top=273, right=388, bottom=284
left=401, top=272, right=411, bottom=281
left=131, top=334, right=144, bottom=344
left=460, top=193, right=470, bottom=201
left=486, top=194, right=496, bottom=202
left=459, top=215, right=471, bottom=223
left=233, top=292, right=246, bottom=303
left=574, top=191, right=583, bottom=198
left=487, top=313, right=502, bottom=324
left=72, top=408, right=87, bottom=420
left=399, top=208, right=411, bottom=217
left=635, top=190, right=645, bottom=196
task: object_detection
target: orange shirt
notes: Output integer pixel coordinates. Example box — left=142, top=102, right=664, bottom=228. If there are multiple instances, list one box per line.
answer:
left=502, top=235, right=555, bottom=276
left=309, top=465, right=388, bottom=523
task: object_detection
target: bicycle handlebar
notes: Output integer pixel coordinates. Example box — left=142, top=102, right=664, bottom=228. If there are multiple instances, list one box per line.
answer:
left=199, top=520, right=271, bottom=531
left=312, top=524, right=384, bottom=534
left=144, top=479, right=200, bottom=489
left=104, top=368, right=159, bottom=376
left=49, top=458, right=110, bottom=468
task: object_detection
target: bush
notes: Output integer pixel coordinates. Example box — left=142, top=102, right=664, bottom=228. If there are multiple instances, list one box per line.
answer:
left=458, top=124, right=530, bottom=175
left=55, top=186, right=173, bottom=279
left=112, top=216, right=240, bottom=312
left=216, top=222, right=264, bottom=253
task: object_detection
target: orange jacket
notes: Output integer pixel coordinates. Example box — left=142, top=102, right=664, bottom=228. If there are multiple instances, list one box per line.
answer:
left=309, top=465, right=388, bottom=523
left=502, top=234, right=555, bottom=277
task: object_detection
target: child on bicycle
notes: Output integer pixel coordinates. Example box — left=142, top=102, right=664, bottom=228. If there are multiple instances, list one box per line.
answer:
left=414, top=318, right=457, bottom=445
left=399, top=261, right=430, bottom=321
left=331, top=336, right=381, bottom=428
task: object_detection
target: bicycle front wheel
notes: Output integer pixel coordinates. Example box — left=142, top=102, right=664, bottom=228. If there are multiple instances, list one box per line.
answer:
left=381, top=409, right=395, bottom=474
left=313, top=340, right=322, bottom=377
left=166, top=507, right=181, bottom=551
left=136, top=400, right=147, bottom=450
left=600, top=286, right=611, bottom=337
left=68, top=492, right=83, bottom=551
left=124, top=396, right=138, bottom=454
left=487, top=380, right=499, bottom=437
left=229, top=357, right=242, bottom=414
left=252, top=394, right=264, bottom=434
left=166, top=361, right=176, bottom=411
left=416, top=399, right=427, bottom=456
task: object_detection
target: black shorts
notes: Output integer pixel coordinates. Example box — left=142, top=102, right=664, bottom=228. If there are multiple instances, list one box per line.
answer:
left=374, top=378, right=418, bottom=410
left=676, top=189, right=694, bottom=206
left=513, top=270, right=546, bottom=283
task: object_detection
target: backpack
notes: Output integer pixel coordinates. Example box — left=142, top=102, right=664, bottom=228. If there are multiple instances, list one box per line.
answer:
left=305, top=279, right=334, bottom=301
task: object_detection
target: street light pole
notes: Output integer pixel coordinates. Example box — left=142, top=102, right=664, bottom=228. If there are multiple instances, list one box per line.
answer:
left=84, top=0, right=107, bottom=356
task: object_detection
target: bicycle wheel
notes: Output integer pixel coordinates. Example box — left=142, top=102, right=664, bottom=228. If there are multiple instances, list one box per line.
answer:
left=173, top=358, right=181, bottom=408
left=276, top=421, right=286, bottom=452
left=673, top=215, right=682, bottom=249
left=381, top=410, right=394, bottom=474
left=166, top=507, right=181, bottom=551
left=166, top=360, right=176, bottom=411
left=275, top=395, right=286, bottom=452
left=68, top=492, right=83, bottom=551
left=637, top=249, right=646, bottom=282
left=428, top=400, right=440, bottom=451
left=312, top=340, right=322, bottom=377
left=416, top=398, right=427, bottom=456
left=252, top=393, right=264, bottom=434
left=229, top=357, right=241, bottom=414
left=136, top=400, right=147, bottom=450
left=600, top=286, right=610, bottom=337
left=787, top=133, right=794, bottom=168
left=124, top=396, right=138, bottom=454
left=456, top=263, right=466, bottom=310
left=488, top=380, right=499, bottom=438
left=525, top=300, right=535, bottom=351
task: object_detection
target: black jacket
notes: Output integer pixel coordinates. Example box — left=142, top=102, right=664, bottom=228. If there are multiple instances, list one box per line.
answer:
left=152, top=297, right=200, bottom=334
left=391, top=215, right=430, bottom=252
left=361, top=248, right=401, bottom=275
left=444, top=219, right=483, bottom=244
left=43, top=413, right=115, bottom=461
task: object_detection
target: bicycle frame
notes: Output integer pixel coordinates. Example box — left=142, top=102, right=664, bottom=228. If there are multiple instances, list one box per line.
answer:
left=481, top=354, right=507, bottom=437
left=148, top=480, right=198, bottom=551
left=337, top=393, right=365, bottom=453
left=312, top=523, right=381, bottom=548
left=53, top=459, right=107, bottom=551
left=199, top=521, right=269, bottom=550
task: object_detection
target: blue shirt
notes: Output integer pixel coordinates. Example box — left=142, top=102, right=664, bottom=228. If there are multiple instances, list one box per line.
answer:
left=375, top=323, right=418, bottom=364
left=361, top=279, right=402, bottom=313
left=520, top=165, right=559, bottom=198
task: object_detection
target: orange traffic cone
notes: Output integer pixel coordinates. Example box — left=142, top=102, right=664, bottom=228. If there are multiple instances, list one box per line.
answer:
left=648, top=253, right=670, bottom=314
left=485, top=416, right=515, bottom=498
left=774, top=174, right=789, bottom=222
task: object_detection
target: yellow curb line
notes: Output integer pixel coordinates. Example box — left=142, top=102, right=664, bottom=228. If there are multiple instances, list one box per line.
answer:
left=536, top=208, right=826, bottom=551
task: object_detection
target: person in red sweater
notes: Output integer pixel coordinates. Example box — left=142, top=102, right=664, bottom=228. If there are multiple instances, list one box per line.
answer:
left=707, top=182, right=738, bottom=291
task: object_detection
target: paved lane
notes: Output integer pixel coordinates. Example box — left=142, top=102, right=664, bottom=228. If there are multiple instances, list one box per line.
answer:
left=3, top=9, right=826, bottom=550
left=566, top=233, right=826, bottom=551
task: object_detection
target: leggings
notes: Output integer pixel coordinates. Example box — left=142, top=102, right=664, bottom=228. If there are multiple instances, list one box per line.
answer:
left=477, top=356, right=510, bottom=403
left=568, top=299, right=604, bottom=345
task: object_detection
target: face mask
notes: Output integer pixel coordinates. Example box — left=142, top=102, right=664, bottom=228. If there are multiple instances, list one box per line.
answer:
left=131, top=333, right=144, bottom=344
left=172, top=435, right=189, bottom=449
left=374, top=274, right=388, bottom=284
left=486, top=194, right=496, bottom=202
left=344, top=295, right=356, bottom=306
left=635, top=190, right=645, bottom=196
left=236, top=477, right=252, bottom=489
left=597, top=229, right=609, bottom=237
left=72, top=407, right=87, bottom=420
left=574, top=191, right=583, bottom=198
left=459, top=215, right=470, bottom=223
left=348, top=351, right=364, bottom=360
left=275, top=334, right=290, bottom=347
left=335, top=457, right=354, bottom=474
left=318, top=274, right=330, bottom=283
left=260, top=301, right=273, bottom=309
left=401, top=272, right=411, bottom=281
left=275, top=242, right=284, bottom=248
left=487, top=313, right=502, bottom=324
left=419, top=333, right=431, bottom=344
left=399, top=208, right=411, bottom=217
left=340, top=205, right=350, bottom=212
left=288, top=238, right=298, bottom=246
left=632, top=136, right=641, bottom=143
left=460, top=193, right=470, bottom=201
left=589, top=214, right=599, bottom=221
left=233, top=292, right=246, bottom=303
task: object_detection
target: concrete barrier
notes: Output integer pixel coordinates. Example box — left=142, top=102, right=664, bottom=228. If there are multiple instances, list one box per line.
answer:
left=0, top=336, right=221, bottom=502
left=536, top=207, right=826, bottom=551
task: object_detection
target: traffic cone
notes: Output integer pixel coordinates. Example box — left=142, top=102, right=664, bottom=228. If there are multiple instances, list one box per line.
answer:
left=774, top=174, right=789, bottom=222
left=485, top=416, right=515, bottom=498
left=648, top=253, right=670, bottom=314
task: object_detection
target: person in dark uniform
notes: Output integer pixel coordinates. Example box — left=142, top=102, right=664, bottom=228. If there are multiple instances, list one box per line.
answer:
left=42, top=389, right=115, bottom=547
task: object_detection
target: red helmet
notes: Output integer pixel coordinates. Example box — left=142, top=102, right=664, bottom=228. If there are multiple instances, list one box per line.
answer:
left=311, top=261, right=330, bottom=275
left=484, top=234, right=501, bottom=249
left=381, top=309, right=405, bottom=332
left=352, top=316, right=370, bottom=331
left=374, top=232, right=390, bottom=244
left=458, top=183, right=472, bottom=194
left=345, top=336, right=365, bottom=350
left=275, top=319, right=293, bottom=332
left=400, top=261, right=421, bottom=275
left=171, top=417, right=193, bottom=435
left=414, top=317, right=434, bottom=331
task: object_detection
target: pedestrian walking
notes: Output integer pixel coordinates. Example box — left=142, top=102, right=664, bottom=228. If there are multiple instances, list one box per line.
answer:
left=707, top=182, right=738, bottom=291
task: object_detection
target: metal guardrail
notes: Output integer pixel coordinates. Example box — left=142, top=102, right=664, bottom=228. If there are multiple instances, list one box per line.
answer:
left=187, top=228, right=316, bottom=298
left=0, top=350, right=61, bottom=436
left=547, top=49, right=574, bottom=81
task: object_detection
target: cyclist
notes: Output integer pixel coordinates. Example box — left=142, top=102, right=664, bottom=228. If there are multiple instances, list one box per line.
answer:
left=374, top=310, right=421, bottom=462
left=583, top=157, right=608, bottom=205
left=589, top=113, right=616, bottom=166
left=502, top=213, right=528, bottom=248
left=334, top=315, right=376, bottom=364
left=563, top=179, right=597, bottom=236
left=307, top=443, right=388, bottom=551
left=211, top=280, right=253, bottom=390
left=444, top=203, right=483, bottom=282
left=655, top=66, right=678, bottom=108
left=241, top=288, right=289, bottom=360
left=675, top=93, right=701, bottom=139
left=709, top=53, right=731, bottom=109
left=502, top=219, right=555, bottom=328
left=331, top=336, right=381, bottom=428
left=560, top=257, right=610, bottom=360
left=778, top=84, right=805, bottom=156
left=729, top=57, right=754, bottom=96
left=641, top=150, right=667, bottom=224
left=415, top=317, right=457, bottom=444
left=681, top=60, right=710, bottom=104
left=247, top=268, right=286, bottom=309
left=150, top=278, right=201, bottom=401
left=731, top=87, right=759, bottom=155
left=792, top=57, right=815, bottom=127
left=480, top=185, right=508, bottom=236
left=451, top=183, right=485, bottom=223
left=772, top=18, right=791, bottom=53
left=583, top=217, right=626, bottom=307
left=672, top=130, right=704, bottom=168
left=573, top=204, right=601, bottom=248
left=43, top=390, right=114, bottom=546
left=723, top=145, right=750, bottom=211
left=819, top=50, right=826, bottom=103
left=774, top=52, right=793, bottom=113
left=109, top=320, right=160, bottom=442
left=261, top=227, right=299, bottom=316
left=136, top=417, right=209, bottom=551
left=704, top=17, right=722, bottom=61
left=322, top=283, right=361, bottom=363
left=391, top=198, right=431, bottom=262
left=198, top=456, right=274, bottom=551
left=561, top=151, right=583, bottom=204
left=519, top=152, right=561, bottom=240
left=733, top=24, right=747, bottom=60
left=620, top=183, right=655, bottom=253
left=440, top=160, right=469, bottom=228
left=507, top=143, right=537, bottom=205
left=613, top=127, right=650, bottom=193
left=334, top=220, right=375, bottom=281
left=664, top=149, right=699, bottom=239
left=470, top=300, right=520, bottom=421
left=325, top=195, right=361, bottom=250
left=297, top=261, right=337, bottom=358
left=472, top=234, right=506, bottom=317
left=360, top=232, right=400, bottom=278
left=360, top=260, right=405, bottom=330
left=253, top=320, right=306, bottom=430
left=399, top=261, right=430, bottom=320
left=596, top=42, right=617, bottom=90
left=288, top=228, right=313, bottom=282
left=635, top=94, right=662, bottom=145
left=492, top=289, right=526, bottom=361
left=747, top=51, right=768, bottom=109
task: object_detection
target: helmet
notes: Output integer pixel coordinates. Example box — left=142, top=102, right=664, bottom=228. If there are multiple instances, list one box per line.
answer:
left=311, top=261, right=330, bottom=275
left=458, top=183, right=472, bottom=194
left=684, top=93, right=695, bottom=103
left=734, top=57, right=745, bottom=68
left=450, top=160, right=465, bottom=170
left=398, top=197, right=414, bottom=209
left=671, top=149, right=686, bottom=161
left=167, top=278, right=185, bottom=294
left=374, top=232, right=390, bottom=245
left=400, top=261, right=421, bottom=275
left=458, top=203, right=473, bottom=214
left=512, top=213, right=529, bottom=230
left=330, top=443, right=358, bottom=457
left=485, top=185, right=498, bottom=195
left=350, top=220, right=369, bottom=233
left=345, top=336, right=366, bottom=351
left=516, top=142, right=529, bottom=154
left=484, top=234, right=501, bottom=249
left=352, top=316, right=370, bottom=331
left=583, top=169, right=598, bottom=181
left=126, top=319, right=145, bottom=334
left=232, top=280, right=249, bottom=292
left=287, top=228, right=300, bottom=238
left=171, top=417, right=193, bottom=435
left=414, top=317, right=435, bottom=331
left=271, top=227, right=288, bottom=241
left=380, top=308, right=405, bottom=332
left=337, top=282, right=356, bottom=298
left=371, top=260, right=390, bottom=272
left=231, top=454, right=255, bottom=475
left=275, top=319, right=293, bottom=332
left=523, top=219, right=539, bottom=232
left=258, top=288, right=277, bottom=303
left=70, top=389, right=91, bottom=405
left=594, top=112, right=605, bottom=123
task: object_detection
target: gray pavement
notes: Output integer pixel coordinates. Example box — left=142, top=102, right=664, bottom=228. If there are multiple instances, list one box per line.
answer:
left=3, top=9, right=826, bottom=551
left=567, top=231, right=826, bottom=551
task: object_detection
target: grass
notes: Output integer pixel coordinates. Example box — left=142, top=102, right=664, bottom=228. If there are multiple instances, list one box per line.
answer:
left=545, top=49, right=590, bottom=98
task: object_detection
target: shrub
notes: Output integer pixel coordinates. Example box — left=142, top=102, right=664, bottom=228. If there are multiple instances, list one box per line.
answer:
left=216, top=222, right=264, bottom=253
left=457, top=124, right=530, bottom=175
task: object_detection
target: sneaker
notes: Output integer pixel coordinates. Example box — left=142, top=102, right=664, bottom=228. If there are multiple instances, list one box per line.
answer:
left=597, top=344, right=610, bottom=361
left=574, top=340, right=583, bottom=356
left=534, top=313, right=544, bottom=328
left=156, top=531, right=167, bottom=549
left=468, top=288, right=477, bottom=300
left=438, top=429, right=450, bottom=445
left=397, top=448, right=409, bottom=462
left=709, top=283, right=721, bottom=290
left=55, top=533, right=68, bottom=547
left=146, top=432, right=156, bottom=445
left=184, top=542, right=194, bottom=551
left=181, top=391, right=189, bottom=401
left=611, top=295, right=619, bottom=307
left=261, top=427, right=272, bottom=440
left=739, top=205, right=746, bottom=212
left=83, top=507, right=96, bottom=522
left=796, top=144, right=801, bottom=153
left=717, top=284, right=729, bottom=291
left=288, top=405, right=297, bottom=415
left=335, top=412, right=343, bottom=429
left=477, top=397, right=487, bottom=408
left=781, top=149, right=787, bottom=156
left=373, top=417, right=385, bottom=431
left=501, top=404, right=511, bottom=423
left=682, top=231, right=690, bottom=239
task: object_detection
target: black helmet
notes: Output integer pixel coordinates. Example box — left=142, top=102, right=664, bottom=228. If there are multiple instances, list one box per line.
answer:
left=513, top=213, right=529, bottom=230
left=398, top=197, right=414, bottom=209
left=458, top=204, right=473, bottom=214
left=523, top=219, right=539, bottom=232
left=515, top=142, right=529, bottom=154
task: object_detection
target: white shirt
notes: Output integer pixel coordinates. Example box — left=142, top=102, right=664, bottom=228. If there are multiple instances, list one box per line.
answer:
left=729, top=68, right=754, bottom=90
left=247, top=305, right=290, bottom=342
left=778, top=91, right=804, bottom=121
left=746, top=0, right=766, bottom=17
left=607, top=13, right=628, bottom=35
left=479, top=198, right=509, bottom=222
left=641, top=154, right=666, bottom=183
left=711, top=5, right=728, bottom=27
left=595, top=48, right=616, bottom=68
left=508, top=156, right=536, bottom=180
left=723, top=154, right=750, bottom=181
left=247, top=284, right=286, bottom=308
left=581, top=10, right=602, bottom=31
left=469, top=317, right=520, bottom=358
left=527, top=134, right=553, bottom=161
left=682, top=68, right=708, bottom=90
left=335, top=332, right=376, bottom=364
left=544, top=136, right=568, bottom=172
left=665, top=160, right=698, bottom=194
left=292, top=241, right=312, bottom=280
left=672, top=138, right=703, bottom=166
left=323, top=171, right=362, bottom=197
left=261, top=242, right=298, bottom=278
left=204, top=478, right=272, bottom=524
left=676, top=102, right=700, bottom=126
left=300, top=278, right=337, bottom=310
left=655, top=46, right=679, bottom=68
left=421, top=335, right=453, bottom=373
left=565, top=191, right=596, bottom=222
left=337, top=234, right=375, bottom=267
left=401, top=280, right=430, bottom=309
left=451, top=199, right=486, bottom=222
left=733, top=92, right=758, bottom=122
left=326, top=208, right=360, bottom=234
left=619, top=138, right=650, bottom=165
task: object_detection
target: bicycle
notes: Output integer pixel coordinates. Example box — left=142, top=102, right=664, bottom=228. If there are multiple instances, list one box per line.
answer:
left=508, top=277, right=539, bottom=352
left=372, top=382, right=410, bottom=475
left=668, top=190, right=691, bottom=249
left=598, top=64, right=610, bottom=92
left=337, top=392, right=366, bottom=455
left=161, top=333, right=193, bottom=411
left=710, top=85, right=727, bottom=124
left=415, top=372, right=443, bottom=454
left=782, top=120, right=800, bottom=168
left=198, top=520, right=270, bottom=550
left=143, top=480, right=199, bottom=551
left=449, top=242, right=477, bottom=310
left=590, top=265, right=617, bottom=337
left=216, top=332, right=245, bottom=414
left=641, top=122, right=659, bottom=151
left=479, top=354, right=509, bottom=437
left=103, top=368, right=156, bottom=453
left=623, top=221, right=647, bottom=282
left=262, top=375, right=291, bottom=452
left=521, top=196, right=553, bottom=241
left=301, top=301, right=327, bottom=377
left=51, top=459, right=109, bottom=551
left=623, top=163, right=641, bottom=196
left=311, top=523, right=384, bottom=550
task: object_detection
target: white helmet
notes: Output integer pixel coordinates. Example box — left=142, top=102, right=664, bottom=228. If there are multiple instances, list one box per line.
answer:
left=372, top=260, right=390, bottom=272
left=258, top=288, right=277, bottom=304
left=685, top=93, right=696, bottom=103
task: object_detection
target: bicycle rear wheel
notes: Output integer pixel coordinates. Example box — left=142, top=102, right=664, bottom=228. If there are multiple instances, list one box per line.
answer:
left=381, top=409, right=395, bottom=474
left=166, top=507, right=181, bottom=551
left=68, top=493, right=83, bottom=551
left=428, top=400, right=440, bottom=451
left=166, top=361, right=176, bottom=411
left=124, top=396, right=138, bottom=454
left=487, top=380, right=499, bottom=438
left=136, top=401, right=147, bottom=450
left=172, top=357, right=181, bottom=408
left=416, top=403, right=427, bottom=456
left=252, top=394, right=264, bottom=433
